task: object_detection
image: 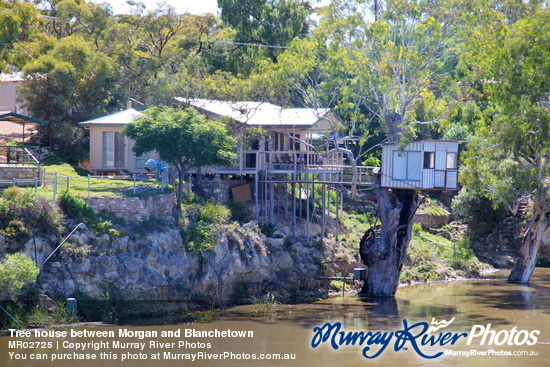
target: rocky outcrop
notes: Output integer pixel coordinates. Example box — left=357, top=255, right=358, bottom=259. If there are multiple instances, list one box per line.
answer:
left=2, top=221, right=335, bottom=317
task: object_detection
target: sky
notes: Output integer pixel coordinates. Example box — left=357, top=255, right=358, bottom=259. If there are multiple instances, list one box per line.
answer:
left=99, top=0, right=329, bottom=15
left=100, top=0, right=221, bottom=15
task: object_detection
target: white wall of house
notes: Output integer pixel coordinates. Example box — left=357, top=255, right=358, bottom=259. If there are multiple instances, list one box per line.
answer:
left=0, top=75, right=28, bottom=115
left=381, top=140, right=459, bottom=190
left=88, top=126, right=159, bottom=173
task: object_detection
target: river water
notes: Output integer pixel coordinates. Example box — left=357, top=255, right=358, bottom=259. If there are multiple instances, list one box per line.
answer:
left=2, top=268, right=550, bottom=366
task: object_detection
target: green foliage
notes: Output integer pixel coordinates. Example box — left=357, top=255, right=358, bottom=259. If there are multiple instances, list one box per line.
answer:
left=228, top=200, right=251, bottom=223
left=0, top=253, right=39, bottom=301
left=218, top=0, right=310, bottom=75
left=252, top=292, right=280, bottom=316
left=0, top=0, right=37, bottom=70
left=123, top=106, right=237, bottom=207
left=313, top=256, right=328, bottom=276
left=459, top=9, right=550, bottom=226
left=182, top=220, right=218, bottom=255
left=330, top=280, right=344, bottom=291
left=283, top=236, right=294, bottom=251
left=134, top=215, right=171, bottom=237
left=449, top=236, right=481, bottom=272
left=100, top=285, right=120, bottom=325
left=19, top=35, right=124, bottom=160
left=403, top=227, right=485, bottom=283
left=451, top=188, right=508, bottom=233
left=62, top=241, right=92, bottom=259
left=313, top=237, right=325, bottom=251
left=90, top=220, right=112, bottom=236
left=231, top=283, right=252, bottom=304
left=0, top=300, right=73, bottom=330
left=362, top=155, right=380, bottom=167
left=198, top=202, right=230, bottom=224
left=0, top=187, right=64, bottom=243
left=424, top=206, right=448, bottom=217
left=182, top=307, right=214, bottom=323
left=59, top=191, right=95, bottom=222
left=259, top=222, right=277, bottom=238
left=412, top=223, right=423, bottom=235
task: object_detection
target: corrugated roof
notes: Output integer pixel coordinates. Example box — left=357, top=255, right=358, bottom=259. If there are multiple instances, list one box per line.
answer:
left=177, top=98, right=331, bottom=128
left=0, top=72, right=23, bottom=82
left=79, top=108, right=144, bottom=127
left=0, top=112, right=47, bottom=126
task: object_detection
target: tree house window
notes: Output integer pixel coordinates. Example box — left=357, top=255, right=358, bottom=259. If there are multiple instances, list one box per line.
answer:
left=392, top=151, right=421, bottom=181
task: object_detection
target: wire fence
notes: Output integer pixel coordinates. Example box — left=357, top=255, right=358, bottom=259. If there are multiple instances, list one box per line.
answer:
left=1, top=169, right=170, bottom=198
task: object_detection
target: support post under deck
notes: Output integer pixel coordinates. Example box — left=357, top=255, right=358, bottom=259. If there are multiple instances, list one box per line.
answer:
left=255, top=173, right=258, bottom=221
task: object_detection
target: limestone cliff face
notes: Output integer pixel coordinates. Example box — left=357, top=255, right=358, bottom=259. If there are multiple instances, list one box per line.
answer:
left=2, top=222, right=330, bottom=307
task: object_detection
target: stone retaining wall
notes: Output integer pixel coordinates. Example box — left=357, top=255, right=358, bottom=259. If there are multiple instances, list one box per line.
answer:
left=0, top=166, right=41, bottom=186
left=414, top=212, right=451, bottom=229
left=84, top=192, right=175, bottom=222
left=193, top=178, right=249, bottom=203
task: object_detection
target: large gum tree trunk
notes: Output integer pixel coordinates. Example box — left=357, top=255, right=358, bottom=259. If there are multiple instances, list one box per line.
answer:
left=508, top=198, right=550, bottom=284
left=359, top=174, right=419, bottom=297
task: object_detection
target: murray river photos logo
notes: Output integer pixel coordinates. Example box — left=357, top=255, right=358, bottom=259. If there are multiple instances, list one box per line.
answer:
left=311, top=318, right=540, bottom=359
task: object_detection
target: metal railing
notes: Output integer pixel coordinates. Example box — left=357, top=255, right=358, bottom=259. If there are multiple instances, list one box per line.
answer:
left=0, top=170, right=167, bottom=197
left=0, top=145, right=41, bottom=166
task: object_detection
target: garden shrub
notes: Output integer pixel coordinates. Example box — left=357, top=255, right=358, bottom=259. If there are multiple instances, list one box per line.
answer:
left=199, top=202, right=230, bottom=224
left=0, top=187, right=64, bottom=242
left=0, top=253, right=39, bottom=301
left=259, top=222, right=277, bottom=237
left=59, top=191, right=95, bottom=222
left=228, top=200, right=251, bottom=223
left=182, top=220, right=218, bottom=255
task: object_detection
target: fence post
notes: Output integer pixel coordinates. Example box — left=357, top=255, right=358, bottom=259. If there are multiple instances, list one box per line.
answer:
left=12, top=178, right=15, bottom=187
left=35, top=177, right=38, bottom=193
left=54, top=172, right=57, bottom=199
left=88, top=174, right=91, bottom=198
left=133, top=173, right=136, bottom=195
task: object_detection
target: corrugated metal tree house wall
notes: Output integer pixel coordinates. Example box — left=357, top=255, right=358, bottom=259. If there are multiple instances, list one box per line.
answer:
left=380, top=140, right=460, bottom=190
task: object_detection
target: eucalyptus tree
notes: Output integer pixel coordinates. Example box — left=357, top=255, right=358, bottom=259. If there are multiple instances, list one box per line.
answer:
left=459, top=9, right=550, bottom=284
left=217, top=0, right=311, bottom=75
left=0, top=0, right=37, bottom=70
left=39, top=0, right=113, bottom=45
left=312, top=0, right=473, bottom=296
left=18, top=35, right=125, bottom=158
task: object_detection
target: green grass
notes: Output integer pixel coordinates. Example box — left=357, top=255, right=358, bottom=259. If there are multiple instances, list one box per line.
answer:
left=419, top=198, right=449, bottom=217
left=400, top=228, right=484, bottom=283
left=339, top=210, right=376, bottom=248
left=34, top=155, right=167, bottom=198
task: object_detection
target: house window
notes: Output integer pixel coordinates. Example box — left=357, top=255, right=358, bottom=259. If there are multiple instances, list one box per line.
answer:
left=102, top=131, right=124, bottom=168
left=446, top=152, right=457, bottom=169
left=424, top=152, right=435, bottom=169
left=294, top=134, right=301, bottom=151
left=392, top=151, right=421, bottom=181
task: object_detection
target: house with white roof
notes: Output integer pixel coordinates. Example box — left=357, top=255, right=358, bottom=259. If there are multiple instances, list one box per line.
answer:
left=177, top=98, right=342, bottom=174
left=79, top=108, right=160, bottom=174
left=80, top=99, right=341, bottom=175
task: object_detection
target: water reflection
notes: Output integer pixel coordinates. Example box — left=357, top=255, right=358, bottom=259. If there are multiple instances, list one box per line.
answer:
left=1, top=268, right=549, bottom=367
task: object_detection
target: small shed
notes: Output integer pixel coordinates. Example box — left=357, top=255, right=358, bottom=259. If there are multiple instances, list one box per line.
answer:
left=380, top=140, right=460, bottom=190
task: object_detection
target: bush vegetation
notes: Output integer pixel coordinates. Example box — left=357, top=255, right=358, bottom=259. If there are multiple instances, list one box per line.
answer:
left=400, top=226, right=484, bottom=283
left=452, top=189, right=508, bottom=233
left=0, top=187, right=64, bottom=244
left=0, top=253, right=39, bottom=301
left=228, top=200, right=251, bottom=223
